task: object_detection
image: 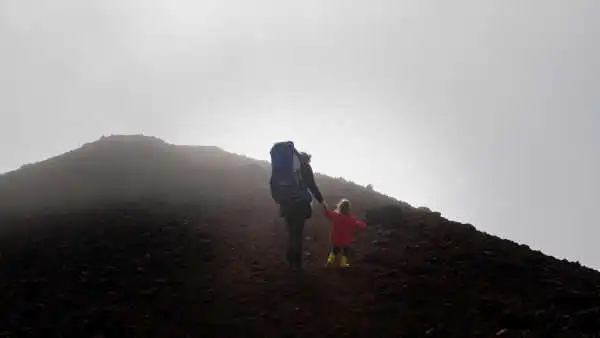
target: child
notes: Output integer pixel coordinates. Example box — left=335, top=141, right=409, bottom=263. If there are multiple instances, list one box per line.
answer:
left=323, top=198, right=366, bottom=268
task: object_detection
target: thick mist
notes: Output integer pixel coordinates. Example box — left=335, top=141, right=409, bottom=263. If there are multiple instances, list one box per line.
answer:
left=1, top=0, right=599, bottom=269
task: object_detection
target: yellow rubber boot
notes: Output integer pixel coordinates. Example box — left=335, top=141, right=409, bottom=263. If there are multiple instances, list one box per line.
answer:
left=340, top=255, right=350, bottom=268
left=325, top=253, right=336, bottom=267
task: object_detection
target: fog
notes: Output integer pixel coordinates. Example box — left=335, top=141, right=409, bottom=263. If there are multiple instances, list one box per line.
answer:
left=1, top=0, right=599, bottom=268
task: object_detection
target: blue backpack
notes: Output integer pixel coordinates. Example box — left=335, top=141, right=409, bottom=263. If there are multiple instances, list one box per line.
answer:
left=269, top=141, right=312, bottom=205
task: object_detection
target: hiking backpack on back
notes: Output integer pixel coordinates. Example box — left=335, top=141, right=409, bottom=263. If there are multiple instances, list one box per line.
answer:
left=269, top=141, right=312, bottom=205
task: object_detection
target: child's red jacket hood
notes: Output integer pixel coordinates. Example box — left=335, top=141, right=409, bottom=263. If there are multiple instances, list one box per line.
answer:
left=324, top=206, right=366, bottom=246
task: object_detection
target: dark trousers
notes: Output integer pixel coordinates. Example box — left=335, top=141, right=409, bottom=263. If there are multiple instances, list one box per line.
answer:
left=331, top=246, right=350, bottom=256
left=280, top=201, right=311, bottom=269
left=284, top=214, right=306, bottom=269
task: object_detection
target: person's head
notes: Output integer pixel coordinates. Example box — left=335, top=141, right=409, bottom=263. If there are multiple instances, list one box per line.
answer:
left=335, top=198, right=351, bottom=215
left=298, top=152, right=312, bottom=164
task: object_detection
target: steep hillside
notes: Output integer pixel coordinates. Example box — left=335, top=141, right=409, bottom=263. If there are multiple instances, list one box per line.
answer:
left=0, top=135, right=399, bottom=216
left=0, top=135, right=598, bottom=337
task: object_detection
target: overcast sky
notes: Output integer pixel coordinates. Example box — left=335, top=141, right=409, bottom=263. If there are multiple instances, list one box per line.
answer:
left=1, top=0, right=599, bottom=269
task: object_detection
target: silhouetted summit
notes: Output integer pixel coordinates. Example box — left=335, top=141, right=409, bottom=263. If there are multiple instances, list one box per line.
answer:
left=0, top=135, right=598, bottom=337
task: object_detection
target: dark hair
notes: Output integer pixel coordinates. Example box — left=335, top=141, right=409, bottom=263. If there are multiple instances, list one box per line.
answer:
left=299, top=152, right=312, bottom=163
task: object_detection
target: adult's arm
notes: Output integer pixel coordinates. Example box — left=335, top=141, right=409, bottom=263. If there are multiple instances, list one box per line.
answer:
left=323, top=204, right=334, bottom=219
left=301, top=163, right=324, bottom=203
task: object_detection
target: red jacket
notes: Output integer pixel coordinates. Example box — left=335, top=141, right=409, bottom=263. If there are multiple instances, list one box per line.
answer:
left=324, top=206, right=366, bottom=246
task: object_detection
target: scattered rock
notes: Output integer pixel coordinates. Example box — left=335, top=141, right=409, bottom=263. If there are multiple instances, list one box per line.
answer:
left=381, top=229, right=396, bottom=238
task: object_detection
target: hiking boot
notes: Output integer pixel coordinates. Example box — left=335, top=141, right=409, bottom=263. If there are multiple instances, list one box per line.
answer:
left=340, top=256, right=350, bottom=268
left=325, top=253, right=336, bottom=267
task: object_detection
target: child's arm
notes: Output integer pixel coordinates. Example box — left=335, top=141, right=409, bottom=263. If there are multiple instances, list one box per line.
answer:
left=354, top=217, right=366, bottom=229
left=323, top=203, right=334, bottom=219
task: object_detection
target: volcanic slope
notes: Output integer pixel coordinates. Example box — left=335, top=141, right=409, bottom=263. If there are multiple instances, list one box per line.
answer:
left=0, top=135, right=598, bottom=337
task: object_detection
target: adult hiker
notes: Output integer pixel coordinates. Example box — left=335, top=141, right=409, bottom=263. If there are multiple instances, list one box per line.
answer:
left=269, top=141, right=325, bottom=270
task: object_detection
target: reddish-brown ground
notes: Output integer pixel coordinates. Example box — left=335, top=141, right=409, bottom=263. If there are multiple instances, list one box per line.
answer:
left=0, top=136, right=599, bottom=337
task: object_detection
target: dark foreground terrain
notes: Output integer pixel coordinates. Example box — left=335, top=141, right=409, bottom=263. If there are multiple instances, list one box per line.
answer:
left=1, top=136, right=599, bottom=337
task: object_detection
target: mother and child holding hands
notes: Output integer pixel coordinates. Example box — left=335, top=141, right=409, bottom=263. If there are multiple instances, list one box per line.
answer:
left=269, top=141, right=366, bottom=271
